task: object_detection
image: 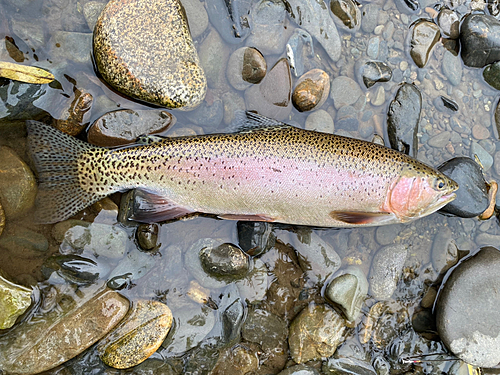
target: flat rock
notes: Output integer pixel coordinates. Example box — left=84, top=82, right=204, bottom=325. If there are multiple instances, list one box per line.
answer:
left=0, top=146, right=37, bottom=220
left=436, top=247, right=500, bottom=367
left=0, top=287, right=129, bottom=374
left=87, top=109, right=175, bottom=147
left=93, top=0, right=206, bottom=109
left=99, top=300, right=173, bottom=369
left=285, top=0, right=342, bottom=62
left=330, top=76, right=362, bottom=109
left=369, top=244, right=408, bottom=300
left=410, top=20, right=440, bottom=68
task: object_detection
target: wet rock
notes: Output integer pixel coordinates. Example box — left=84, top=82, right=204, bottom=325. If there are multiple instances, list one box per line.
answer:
left=99, top=300, right=172, bottom=369
left=442, top=50, right=462, bottom=86
left=0, top=201, right=4, bottom=237
left=369, top=244, right=408, bottom=300
left=211, top=345, right=259, bottom=374
left=0, top=146, right=37, bottom=220
left=0, top=286, right=129, bottom=374
left=488, top=0, right=500, bottom=16
left=52, top=91, right=93, bottom=137
left=375, top=224, right=403, bottom=245
left=246, top=0, right=289, bottom=54
left=136, top=223, right=159, bottom=251
left=439, top=157, right=489, bottom=218
left=330, top=76, right=363, bottom=110
left=198, top=29, right=230, bottom=90
left=42, top=254, right=109, bottom=286
left=325, top=266, right=368, bottom=322
left=483, top=61, right=500, bottom=90
left=471, top=142, right=493, bottom=172
left=279, top=364, right=320, bottom=375
left=370, top=86, right=385, bottom=106
left=182, top=0, right=209, bottom=39
left=361, top=3, right=379, bottom=33
left=93, top=0, right=206, bottom=109
left=0, top=227, right=49, bottom=258
left=436, top=247, right=500, bottom=367
left=206, top=0, right=250, bottom=44
left=83, top=1, right=106, bottom=30
left=322, top=357, right=377, bottom=375
left=387, top=83, right=421, bottom=157
left=285, top=0, right=342, bottom=62
left=435, top=96, right=459, bottom=113
left=428, top=131, right=451, bottom=148
left=330, top=0, right=361, bottom=32
left=49, top=31, right=93, bottom=64
left=279, top=231, right=341, bottom=286
left=87, top=109, right=175, bottom=147
left=199, top=242, right=250, bottom=281
left=0, top=274, right=32, bottom=329
left=292, top=69, right=330, bottom=112
left=410, top=20, right=441, bottom=68
left=62, top=222, right=128, bottom=259
left=227, top=47, right=267, bottom=91
left=396, top=0, right=419, bottom=12
left=472, top=124, right=491, bottom=140
left=235, top=258, right=268, bottom=304
left=431, top=227, right=458, bottom=274
left=242, top=307, right=288, bottom=352
left=286, top=28, right=315, bottom=77
left=107, top=249, right=157, bottom=289
left=162, top=303, right=215, bottom=354
left=237, top=221, right=275, bottom=257
left=288, top=303, right=346, bottom=363
left=460, top=14, right=500, bottom=68
left=437, top=9, right=460, bottom=39
left=367, top=36, right=380, bottom=59
left=305, top=109, right=335, bottom=133
left=222, top=91, right=246, bottom=125
left=361, top=61, right=392, bottom=88
left=245, top=58, right=292, bottom=120
left=185, top=95, right=224, bottom=127
left=214, top=284, right=245, bottom=345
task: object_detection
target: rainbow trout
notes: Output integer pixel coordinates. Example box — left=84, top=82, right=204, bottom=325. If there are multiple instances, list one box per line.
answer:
left=27, top=112, right=458, bottom=227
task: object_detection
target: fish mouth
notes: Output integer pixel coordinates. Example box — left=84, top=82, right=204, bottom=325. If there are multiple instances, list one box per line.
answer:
left=432, top=192, right=457, bottom=211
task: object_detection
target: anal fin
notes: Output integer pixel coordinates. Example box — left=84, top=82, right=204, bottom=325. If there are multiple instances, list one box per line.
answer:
left=329, top=211, right=393, bottom=225
left=130, top=189, right=194, bottom=223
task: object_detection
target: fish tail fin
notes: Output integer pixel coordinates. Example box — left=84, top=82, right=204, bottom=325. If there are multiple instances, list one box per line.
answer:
left=26, top=120, right=113, bottom=224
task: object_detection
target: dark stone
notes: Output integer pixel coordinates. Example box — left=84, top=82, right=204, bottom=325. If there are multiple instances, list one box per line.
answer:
left=460, top=14, right=500, bottom=68
left=483, top=61, right=500, bottom=90
left=322, top=357, right=377, bottom=375
left=237, top=221, right=276, bottom=257
left=42, top=254, right=108, bottom=285
left=437, top=9, right=460, bottom=39
left=495, top=98, right=500, bottom=136
left=206, top=0, right=251, bottom=43
left=400, top=0, right=419, bottom=12
left=438, top=157, right=489, bottom=218
left=387, top=83, right=421, bottom=157
left=199, top=243, right=249, bottom=280
left=330, top=0, right=360, bottom=30
left=136, top=223, right=159, bottom=251
left=436, top=247, right=500, bottom=367
left=362, top=61, right=392, bottom=88
left=242, top=47, right=267, bottom=84
left=488, top=0, right=500, bottom=16
left=433, top=96, right=459, bottom=114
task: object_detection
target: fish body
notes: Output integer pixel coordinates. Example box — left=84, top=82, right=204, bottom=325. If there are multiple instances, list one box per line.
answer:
left=27, top=113, right=458, bottom=227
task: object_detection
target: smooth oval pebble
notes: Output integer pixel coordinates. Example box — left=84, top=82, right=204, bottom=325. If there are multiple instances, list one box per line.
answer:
left=361, top=61, right=392, bottom=88
left=93, top=0, right=206, bottom=109
left=410, top=20, right=441, bottom=68
left=227, top=47, right=267, bottom=91
left=199, top=242, right=249, bottom=280
left=460, top=14, right=500, bottom=68
left=437, top=8, right=459, bottom=39
left=292, top=69, right=330, bottom=112
left=330, top=0, right=361, bottom=32
left=136, top=223, right=159, bottom=251
left=87, top=109, right=175, bottom=147
left=99, top=300, right=173, bottom=369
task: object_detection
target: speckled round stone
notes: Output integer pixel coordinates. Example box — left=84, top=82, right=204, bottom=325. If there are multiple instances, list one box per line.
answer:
left=292, top=69, right=330, bottom=112
left=93, top=0, right=207, bottom=109
left=99, top=299, right=173, bottom=369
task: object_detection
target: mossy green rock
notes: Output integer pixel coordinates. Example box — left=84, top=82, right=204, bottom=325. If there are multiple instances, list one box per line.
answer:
left=93, top=0, right=207, bottom=109
left=0, top=275, right=32, bottom=329
left=99, top=300, right=173, bottom=369
left=483, top=61, right=500, bottom=90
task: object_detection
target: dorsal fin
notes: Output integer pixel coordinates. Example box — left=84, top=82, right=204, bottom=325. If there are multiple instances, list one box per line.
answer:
left=229, top=111, right=293, bottom=133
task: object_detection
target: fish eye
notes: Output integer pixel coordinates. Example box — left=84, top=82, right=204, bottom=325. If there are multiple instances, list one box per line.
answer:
left=434, top=178, right=446, bottom=190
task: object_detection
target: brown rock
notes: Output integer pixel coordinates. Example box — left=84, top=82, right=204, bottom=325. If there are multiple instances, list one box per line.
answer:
left=0, top=287, right=129, bottom=374
left=292, top=69, right=330, bottom=112
left=52, top=91, right=93, bottom=136
left=472, top=124, right=491, bottom=140
left=93, top=0, right=207, bottom=109
left=0, top=200, right=4, bottom=237
left=99, top=299, right=173, bottom=369
left=87, top=109, right=175, bottom=147
left=410, top=20, right=441, bottom=68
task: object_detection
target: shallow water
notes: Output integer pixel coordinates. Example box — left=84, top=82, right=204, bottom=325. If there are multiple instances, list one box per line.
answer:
left=0, top=0, right=500, bottom=373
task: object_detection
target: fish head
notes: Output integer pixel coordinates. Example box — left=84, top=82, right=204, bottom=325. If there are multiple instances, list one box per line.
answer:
left=387, top=164, right=458, bottom=221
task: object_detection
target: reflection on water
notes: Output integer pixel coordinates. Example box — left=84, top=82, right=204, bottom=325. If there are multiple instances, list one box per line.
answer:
left=0, top=0, right=499, bottom=373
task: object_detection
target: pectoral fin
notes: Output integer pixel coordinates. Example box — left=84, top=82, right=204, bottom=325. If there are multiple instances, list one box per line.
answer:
left=130, top=189, right=194, bottom=223
left=329, top=211, right=394, bottom=225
